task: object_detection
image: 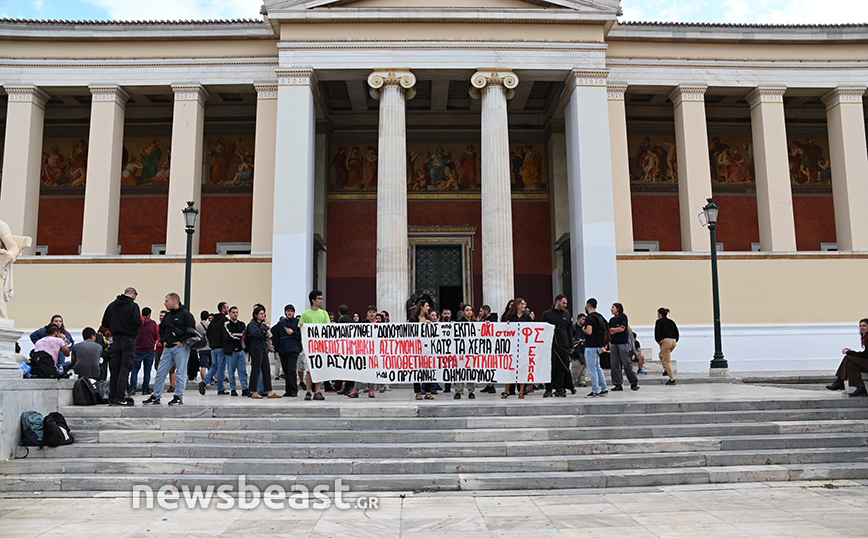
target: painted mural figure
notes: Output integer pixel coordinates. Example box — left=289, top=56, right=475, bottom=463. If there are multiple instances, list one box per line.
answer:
left=206, top=138, right=240, bottom=185
left=363, top=146, right=378, bottom=190
left=67, top=139, right=88, bottom=187
left=511, top=146, right=525, bottom=188
left=122, top=157, right=144, bottom=187
left=333, top=147, right=348, bottom=188
left=41, top=146, right=67, bottom=185
left=629, top=136, right=676, bottom=183
left=231, top=153, right=254, bottom=186
left=140, top=141, right=162, bottom=180
left=791, top=139, right=825, bottom=184
left=459, top=145, right=478, bottom=189
left=521, top=145, right=542, bottom=189
left=426, top=148, right=453, bottom=186
left=345, top=147, right=363, bottom=188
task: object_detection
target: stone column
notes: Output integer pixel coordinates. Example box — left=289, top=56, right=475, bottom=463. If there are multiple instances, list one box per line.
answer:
left=166, top=84, right=208, bottom=255
left=271, top=69, right=316, bottom=314
left=670, top=85, right=714, bottom=252
left=0, top=85, right=49, bottom=255
left=250, top=82, right=278, bottom=255
left=470, top=69, right=518, bottom=311
left=80, top=85, right=129, bottom=256
left=369, top=69, right=416, bottom=323
left=746, top=86, right=797, bottom=252
left=608, top=84, right=634, bottom=252
left=822, top=86, right=868, bottom=251
left=563, top=70, right=619, bottom=309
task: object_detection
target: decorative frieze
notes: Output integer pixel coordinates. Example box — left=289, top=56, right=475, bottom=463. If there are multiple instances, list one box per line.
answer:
left=254, top=82, right=278, bottom=100
left=368, top=69, right=417, bottom=101
left=4, top=85, right=49, bottom=109
left=669, top=85, right=708, bottom=107
left=607, top=84, right=628, bottom=101
left=88, top=84, right=130, bottom=108
left=746, top=86, right=786, bottom=110
left=276, top=69, right=315, bottom=88
left=171, top=84, right=209, bottom=106
left=567, top=69, right=609, bottom=88
left=821, top=86, right=866, bottom=110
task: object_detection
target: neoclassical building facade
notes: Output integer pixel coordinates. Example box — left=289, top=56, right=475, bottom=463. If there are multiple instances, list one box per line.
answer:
left=1, top=0, right=866, bottom=372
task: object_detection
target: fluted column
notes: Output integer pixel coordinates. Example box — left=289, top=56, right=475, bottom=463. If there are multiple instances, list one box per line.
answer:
left=563, top=70, right=618, bottom=310
left=271, top=69, right=317, bottom=315
left=822, top=86, right=868, bottom=251
left=608, top=84, right=634, bottom=252
left=747, top=86, right=797, bottom=252
left=81, top=85, right=129, bottom=255
left=0, top=85, right=49, bottom=255
left=369, top=69, right=416, bottom=320
left=670, top=85, right=714, bottom=252
left=166, top=84, right=208, bottom=255
left=251, top=82, right=278, bottom=255
left=471, top=69, right=518, bottom=311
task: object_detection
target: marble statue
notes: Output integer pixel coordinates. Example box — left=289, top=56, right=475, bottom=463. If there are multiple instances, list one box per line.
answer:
left=0, top=219, right=29, bottom=320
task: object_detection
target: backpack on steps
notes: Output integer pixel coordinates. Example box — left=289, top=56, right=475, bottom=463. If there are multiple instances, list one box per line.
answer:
left=29, top=350, right=59, bottom=379
left=42, top=412, right=74, bottom=448
left=20, top=411, right=44, bottom=446
left=73, top=377, right=99, bottom=406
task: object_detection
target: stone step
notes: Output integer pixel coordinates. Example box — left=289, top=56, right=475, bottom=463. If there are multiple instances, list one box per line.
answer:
left=4, top=447, right=866, bottom=476
left=3, top=462, right=868, bottom=493
left=16, top=432, right=868, bottom=460
left=65, top=419, right=868, bottom=444
left=54, top=396, right=868, bottom=420
left=62, top=408, right=868, bottom=432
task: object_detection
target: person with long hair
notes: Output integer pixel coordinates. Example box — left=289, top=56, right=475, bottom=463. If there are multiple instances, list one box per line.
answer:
left=608, top=302, right=638, bottom=391
left=247, top=306, right=281, bottom=399
left=654, top=307, right=679, bottom=385
left=411, top=299, right=436, bottom=400
left=827, top=318, right=868, bottom=397
left=503, top=298, right=532, bottom=399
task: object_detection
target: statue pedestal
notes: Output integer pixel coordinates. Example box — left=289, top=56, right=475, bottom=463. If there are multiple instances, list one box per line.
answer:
left=0, top=318, right=26, bottom=379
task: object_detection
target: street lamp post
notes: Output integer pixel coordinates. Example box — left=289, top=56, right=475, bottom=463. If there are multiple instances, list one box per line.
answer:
left=698, top=198, right=728, bottom=373
left=182, top=201, right=199, bottom=309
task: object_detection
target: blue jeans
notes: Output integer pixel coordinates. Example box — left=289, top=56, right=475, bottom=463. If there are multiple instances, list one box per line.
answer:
left=203, top=349, right=226, bottom=391
left=585, top=347, right=608, bottom=394
left=225, top=350, right=248, bottom=391
left=130, top=351, right=155, bottom=392
left=153, top=344, right=189, bottom=399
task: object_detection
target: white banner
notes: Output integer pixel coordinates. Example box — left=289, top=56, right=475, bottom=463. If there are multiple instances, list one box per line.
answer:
left=302, top=322, right=553, bottom=385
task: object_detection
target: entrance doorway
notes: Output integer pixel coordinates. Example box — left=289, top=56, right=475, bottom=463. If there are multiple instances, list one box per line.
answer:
left=414, top=245, right=463, bottom=313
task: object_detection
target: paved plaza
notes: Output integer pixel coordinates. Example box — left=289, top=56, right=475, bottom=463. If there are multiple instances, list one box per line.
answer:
left=1, top=480, right=866, bottom=537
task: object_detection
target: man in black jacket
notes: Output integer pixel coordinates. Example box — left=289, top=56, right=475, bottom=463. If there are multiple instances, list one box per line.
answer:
left=200, top=301, right=229, bottom=395
left=271, top=304, right=302, bottom=397
left=222, top=306, right=250, bottom=397
left=101, top=287, right=142, bottom=406
left=542, top=294, right=573, bottom=398
left=143, top=292, right=195, bottom=406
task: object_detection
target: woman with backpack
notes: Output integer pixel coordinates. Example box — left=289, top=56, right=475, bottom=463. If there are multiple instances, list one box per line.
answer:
left=654, top=307, right=679, bottom=385
left=246, top=306, right=281, bottom=399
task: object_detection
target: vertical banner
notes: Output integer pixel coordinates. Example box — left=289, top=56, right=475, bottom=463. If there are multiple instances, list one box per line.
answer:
left=303, top=322, right=552, bottom=384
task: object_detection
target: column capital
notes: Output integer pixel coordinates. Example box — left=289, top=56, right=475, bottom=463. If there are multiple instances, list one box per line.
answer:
left=4, top=84, right=49, bottom=110
left=746, top=86, right=786, bottom=110
left=822, top=86, right=866, bottom=110
left=171, top=84, right=209, bottom=106
left=607, top=84, right=628, bottom=101
left=470, top=69, right=519, bottom=100
left=669, top=84, right=708, bottom=107
left=88, top=84, right=130, bottom=109
left=566, top=69, right=609, bottom=88
left=368, top=69, right=417, bottom=100
left=276, top=68, right=316, bottom=88
left=254, top=81, right=279, bottom=100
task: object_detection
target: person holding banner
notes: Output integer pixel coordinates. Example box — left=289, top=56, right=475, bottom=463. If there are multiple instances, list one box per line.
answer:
left=411, top=299, right=437, bottom=400
left=502, top=298, right=532, bottom=399
left=542, top=294, right=573, bottom=398
left=300, top=290, right=330, bottom=400
left=348, top=305, right=382, bottom=398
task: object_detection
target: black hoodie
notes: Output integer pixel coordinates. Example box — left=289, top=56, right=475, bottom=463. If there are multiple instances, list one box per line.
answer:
left=101, top=294, right=142, bottom=338
left=160, top=306, right=196, bottom=347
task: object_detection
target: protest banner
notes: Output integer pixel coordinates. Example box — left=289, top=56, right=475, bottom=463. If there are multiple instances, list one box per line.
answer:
left=302, top=322, right=553, bottom=385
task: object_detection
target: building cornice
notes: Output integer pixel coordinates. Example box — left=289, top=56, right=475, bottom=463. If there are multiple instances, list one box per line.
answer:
left=609, top=21, right=868, bottom=44
left=0, top=19, right=276, bottom=41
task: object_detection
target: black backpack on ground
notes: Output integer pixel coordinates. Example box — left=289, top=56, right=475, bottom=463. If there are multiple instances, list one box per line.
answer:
left=29, top=350, right=60, bottom=379
left=72, top=377, right=98, bottom=406
left=20, top=411, right=44, bottom=446
left=42, top=412, right=74, bottom=447
left=95, top=380, right=111, bottom=403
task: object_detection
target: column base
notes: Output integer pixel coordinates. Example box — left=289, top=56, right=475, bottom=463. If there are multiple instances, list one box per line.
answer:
left=0, top=319, right=25, bottom=379
left=709, top=367, right=730, bottom=378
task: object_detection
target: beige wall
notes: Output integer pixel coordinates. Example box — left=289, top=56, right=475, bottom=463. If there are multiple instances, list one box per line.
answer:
left=617, top=254, right=868, bottom=327
left=7, top=259, right=272, bottom=330
left=0, top=40, right=277, bottom=60
left=279, top=22, right=605, bottom=42
left=607, top=42, right=868, bottom=62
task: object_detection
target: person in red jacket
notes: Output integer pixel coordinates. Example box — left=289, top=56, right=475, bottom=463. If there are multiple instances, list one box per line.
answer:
left=827, top=318, right=868, bottom=397
left=130, top=307, right=160, bottom=395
